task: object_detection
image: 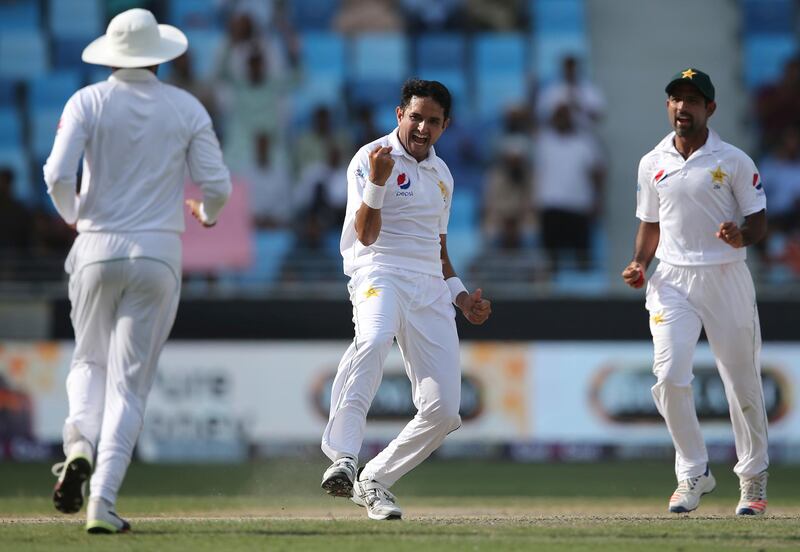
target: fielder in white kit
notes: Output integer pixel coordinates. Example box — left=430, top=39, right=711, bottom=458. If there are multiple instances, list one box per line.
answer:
left=622, top=69, right=768, bottom=516
left=44, top=9, right=231, bottom=533
left=320, top=79, right=492, bottom=520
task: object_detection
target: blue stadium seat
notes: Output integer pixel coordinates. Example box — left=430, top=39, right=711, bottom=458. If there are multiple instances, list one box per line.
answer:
left=444, top=227, right=481, bottom=274
left=448, top=189, right=478, bottom=231
left=53, top=36, right=94, bottom=72
left=288, top=0, right=340, bottom=30
left=552, top=268, right=609, bottom=295
left=168, top=0, right=220, bottom=29
left=475, top=73, right=528, bottom=122
left=0, top=147, right=33, bottom=205
left=29, top=71, right=81, bottom=109
left=414, top=68, right=470, bottom=119
left=415, top=33, right=467, bottom=73
left=0, top=29, right=49, bottom=80
left=0, top=109, right=23, bottom=148
left=474, top=33, right=526, bottom=75
left=300, top=32, right=345, bottom=80
left=531, top=0, right=585, bottom=35
left=49, top=0, right=103, bottom=39
left=0, top=0, right=39, bottom=31
left=291, top=75, right=344, bottom=126
left=0, top=80, right=18, bottom=108
left=347, top=78, right=403, bottom=110
left=30, top=108, right=62, bottom=161
left=533, top=32, right=589, bottom=84
left=744, top=34, right=799, bottom=89
left=183, top=30, right=224, bottom=80
left=351, top=33, right=409, bottom=81
left=241, top=229, right=295, bottom=284
left=742, top=0, right=796, bottom=34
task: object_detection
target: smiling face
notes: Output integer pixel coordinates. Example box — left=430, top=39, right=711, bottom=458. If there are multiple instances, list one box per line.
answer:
left=667, top=82, right=716, bottom=138
left=396, top=95, right=449, bottom=162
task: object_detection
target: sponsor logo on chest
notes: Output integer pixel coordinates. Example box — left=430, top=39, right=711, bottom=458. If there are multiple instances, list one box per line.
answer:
left=396, top=172, right=413, bottom=197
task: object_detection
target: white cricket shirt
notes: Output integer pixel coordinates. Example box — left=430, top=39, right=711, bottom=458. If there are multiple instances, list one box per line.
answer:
left=636, top=129, right=766, bottom=266
left=43, top=68, right=231, bottom=275
left=340, top=129, right=454, bottom=278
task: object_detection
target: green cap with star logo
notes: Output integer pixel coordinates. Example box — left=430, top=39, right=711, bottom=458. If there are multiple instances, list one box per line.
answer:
left=665, top=68, right=715, bottom=101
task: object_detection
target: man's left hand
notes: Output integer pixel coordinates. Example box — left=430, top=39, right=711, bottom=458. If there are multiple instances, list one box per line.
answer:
left=456, top=288, right=492, bottom=325
left=717, top=221, right=744, bottom=248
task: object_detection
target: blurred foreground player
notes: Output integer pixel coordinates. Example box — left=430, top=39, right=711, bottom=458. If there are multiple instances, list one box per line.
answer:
left=320, top=79, right=491, bottom=520
left=622, top=69, right=768, bottom=515
left=44, top=9, right=231, bottom=533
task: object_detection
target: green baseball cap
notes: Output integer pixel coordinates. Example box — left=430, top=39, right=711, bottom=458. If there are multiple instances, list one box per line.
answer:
left=665, top=68, right=715, bottom=101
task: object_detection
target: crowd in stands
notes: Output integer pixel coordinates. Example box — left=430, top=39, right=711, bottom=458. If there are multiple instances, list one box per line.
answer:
left=1, top=0, right=799, bottom=295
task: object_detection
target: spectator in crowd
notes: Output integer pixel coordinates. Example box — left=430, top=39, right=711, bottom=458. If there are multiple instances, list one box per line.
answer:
left=0, top=168, right=33, bottom=280
left=755, top=56, right=800, bottom=154
left=240, top=132, right=292, bottom=228
left=294, top=144, right=349, bottom=231
left=465, top=0, right=523, bottom=30
left=219, top=46, right=299, bottom=171
left=293, top=105, right=353, bottom=175
left=167, top=51, right=219, bottom=128
left=334, top=0, right=405, bottom=34
left=481, top=136, right=535, bottom=245
left=401, top=0, right=464, bottom=32
left=352, top=104, right=382, bottom=147
left=761, top=125, right=800, bottom=235
left=533, top=102, right=605, bottom=273
left=537, top=54, right=606, bottom=132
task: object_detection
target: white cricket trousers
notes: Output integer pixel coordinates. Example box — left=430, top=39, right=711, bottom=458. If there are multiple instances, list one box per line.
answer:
left=321, top=266, right=462, bottom=487
left=645, top=260, right=768, bottom=481
left=63, top=258, right=179, bottom=505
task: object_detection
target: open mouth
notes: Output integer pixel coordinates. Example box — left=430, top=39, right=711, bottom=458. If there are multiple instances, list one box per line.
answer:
left=675, top=114, right=693, bottom=126
left=411, top=133, right=428, bottom=146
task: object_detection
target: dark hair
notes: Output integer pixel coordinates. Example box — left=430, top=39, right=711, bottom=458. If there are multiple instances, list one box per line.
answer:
left=400, top=78, right=452, bottom=120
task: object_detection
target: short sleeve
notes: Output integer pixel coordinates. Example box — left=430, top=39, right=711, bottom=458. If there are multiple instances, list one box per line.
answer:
left=730, top=153, right=767, bottom=217
left=635, top=155, right=660, bottom=222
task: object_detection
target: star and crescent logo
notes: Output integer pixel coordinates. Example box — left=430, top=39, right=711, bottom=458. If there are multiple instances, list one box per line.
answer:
left=651, top=312, right=665, bottom=325
left=682, top=68, right=697, bottom=79
left=710, top=166, right=727, bottom=187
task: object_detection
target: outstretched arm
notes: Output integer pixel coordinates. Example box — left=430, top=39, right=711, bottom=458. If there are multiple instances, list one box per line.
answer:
left=441, top=234, right=491, bottom=325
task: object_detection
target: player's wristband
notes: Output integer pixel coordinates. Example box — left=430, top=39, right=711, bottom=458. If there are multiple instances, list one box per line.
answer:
left=199, top=204, right=217, bottom=227
left=446, top=277, right=468, bottom=305
left=362, top=180, right=387, bottom=210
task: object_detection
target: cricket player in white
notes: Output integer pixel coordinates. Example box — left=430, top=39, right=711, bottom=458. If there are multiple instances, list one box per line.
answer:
left=44, top=9, right=231, bottom=533
left=320, top=79, right=492, bottom=520
left=622, top=69, right=768, bottom=516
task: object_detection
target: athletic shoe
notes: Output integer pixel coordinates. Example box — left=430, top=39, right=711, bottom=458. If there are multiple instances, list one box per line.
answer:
left=85, top=497, right=131, bottom=534
left=52, top=440, right=93, bottom=514
left=351, top=474, right=403, bottom=520
left=668, top=466, right=716, bottom=513
left=321, top=456, right=358, bottom=498
left=736, top=471, right=768, bottom=516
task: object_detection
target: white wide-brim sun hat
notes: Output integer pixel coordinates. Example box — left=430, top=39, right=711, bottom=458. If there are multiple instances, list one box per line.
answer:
left=82, top=8, right=188, bottom=68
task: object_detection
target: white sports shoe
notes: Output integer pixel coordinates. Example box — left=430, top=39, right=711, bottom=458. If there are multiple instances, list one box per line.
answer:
left=86, top=497, right=131, bottom=534
left=736, top=471, right=768, bottom=516
left=321, top=457, right=358, bottom=497
left=669, top=466, right=716, bottom=513
left=52, top=439, right=93, bottom=514
left=351, top=475, right=403, bottom=520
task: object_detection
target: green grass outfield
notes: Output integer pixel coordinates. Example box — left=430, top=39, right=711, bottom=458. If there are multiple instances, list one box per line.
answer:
left=1, top=459, right=799, bottom=550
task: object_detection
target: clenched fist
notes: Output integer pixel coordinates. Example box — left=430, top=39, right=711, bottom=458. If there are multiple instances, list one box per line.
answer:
left=621, top=261, right=645, bottom=289
left=368, top=145, right=395, bottom=186
left=456, top=288, right=492, bottom=325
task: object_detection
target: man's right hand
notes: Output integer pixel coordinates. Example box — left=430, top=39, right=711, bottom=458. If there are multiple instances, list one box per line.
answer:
left=621, top=261, right=645, bottom=289
left=185, top=199, right=215, bottom=228
left=368, top=145, right=394, bottom=186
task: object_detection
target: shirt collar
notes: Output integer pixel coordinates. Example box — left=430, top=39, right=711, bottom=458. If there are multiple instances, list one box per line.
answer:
left=387, top=128, right=438, bottom=167
left=109, top=68, right=159, bottom=83
left=656, top=127, right=722, bottom=157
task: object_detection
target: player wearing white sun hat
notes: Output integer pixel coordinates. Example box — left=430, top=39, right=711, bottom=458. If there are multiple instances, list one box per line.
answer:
left=44, top=8, right=231, bottom=533
left=622, top=68, right=769, bottom=516
left=320, top=78, right=492, bottom=520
